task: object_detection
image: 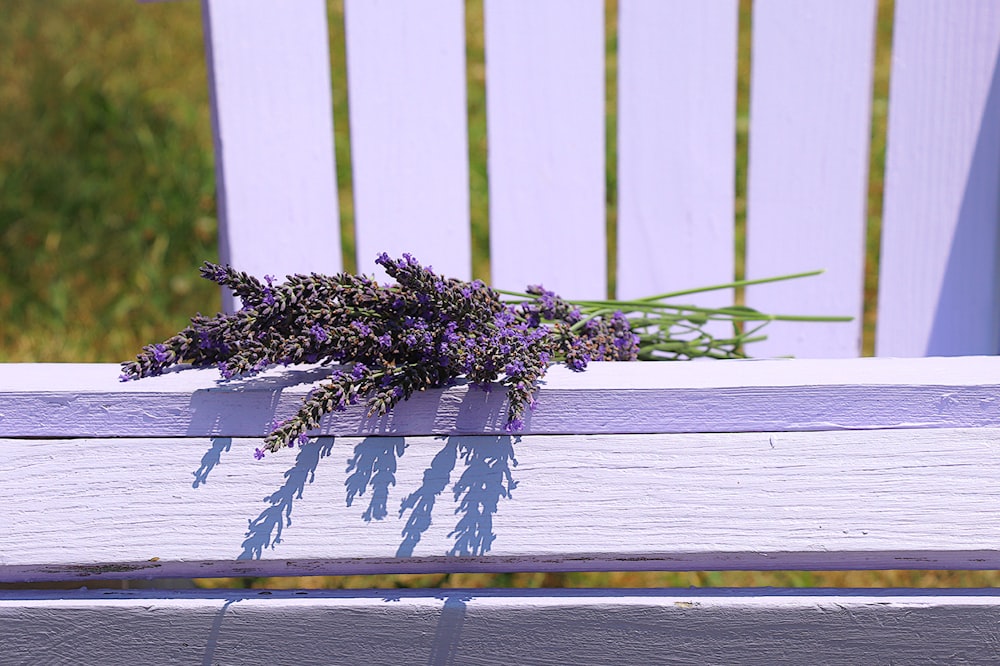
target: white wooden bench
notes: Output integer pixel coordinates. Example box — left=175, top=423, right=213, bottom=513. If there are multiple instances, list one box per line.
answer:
left=4, top=1, right=1000, bottom=662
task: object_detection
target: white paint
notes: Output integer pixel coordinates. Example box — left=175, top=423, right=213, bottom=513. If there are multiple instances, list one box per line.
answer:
left=30, top=4, right=1000, bottom=653
left=744, top=0, right=876, bottom=358
left=485, top=0, right=606, bottom=298
left=345, top=0, right=471, bottom=280
left=202, top=0, right=341, bottom=302
left=7, top=356, right=1000, bottom=392
left=6, top=589, right=1000, bottom=664
left=617, top=1, right=737, bottom=305
left=3, top=428, right=999, bottom=580
left=4, top=358, right=1000, bottom=437
left=877, top=0, right=1000, bottom=357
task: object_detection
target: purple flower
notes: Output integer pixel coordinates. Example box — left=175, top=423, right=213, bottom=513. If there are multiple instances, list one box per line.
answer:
left=495, top=309, right=515, bottom=326
left=126, top=252, right=647, bottom=452
left=504, top=360, right=525, bottom=376
left=254, top=448, right=266, bottom=460
left=310, top=324, right=329, bottom=342
left=504, top=418, right=524, bottom=433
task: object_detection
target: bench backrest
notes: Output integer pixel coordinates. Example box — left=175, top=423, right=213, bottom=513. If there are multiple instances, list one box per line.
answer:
left=204, top=0, right=1000, bottom=358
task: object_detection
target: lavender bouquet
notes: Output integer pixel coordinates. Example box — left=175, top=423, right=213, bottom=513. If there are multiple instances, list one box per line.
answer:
left=121, top=253, right=846, bottom=456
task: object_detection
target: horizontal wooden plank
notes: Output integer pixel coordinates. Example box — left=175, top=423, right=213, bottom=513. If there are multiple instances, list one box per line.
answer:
left=3, top=357, right=1000, bottom=437
left=3, top=429, right=999, bottom=580
left=6, top=588, right=1000, bottom=664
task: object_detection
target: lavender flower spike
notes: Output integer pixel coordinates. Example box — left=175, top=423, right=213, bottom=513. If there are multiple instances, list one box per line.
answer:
left=125, top=252, right=834, bottom=457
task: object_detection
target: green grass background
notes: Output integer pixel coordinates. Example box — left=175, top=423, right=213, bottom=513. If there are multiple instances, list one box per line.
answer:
left=2, top=0, right=994, bottom=590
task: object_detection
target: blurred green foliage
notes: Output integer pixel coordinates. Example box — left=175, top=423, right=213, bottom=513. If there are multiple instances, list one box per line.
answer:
left=6, top=0, right=987, bottom=592
left=0, top=0, right=217, bottom=361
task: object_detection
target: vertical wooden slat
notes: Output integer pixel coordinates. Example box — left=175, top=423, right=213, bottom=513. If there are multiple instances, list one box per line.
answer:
left=876, top=1, right=1000, bottom=357
left=744, top=0, right=876, bottom=358
left=344, top=0, right=471, bottom=280
left=617, top=1, right=738, bottom=305
left=485, top=0, right=605, bottom=299
left=202, top=0, right=341, bottom=302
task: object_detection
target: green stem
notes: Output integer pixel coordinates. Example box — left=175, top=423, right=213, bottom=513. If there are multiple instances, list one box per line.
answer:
left=570, top=299, right=850, bottom=322
left=628, top=269, right=826, bottom=302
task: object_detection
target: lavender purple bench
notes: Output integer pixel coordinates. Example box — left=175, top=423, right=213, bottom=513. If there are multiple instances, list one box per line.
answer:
left=4, top=0, right=1000, bottom=662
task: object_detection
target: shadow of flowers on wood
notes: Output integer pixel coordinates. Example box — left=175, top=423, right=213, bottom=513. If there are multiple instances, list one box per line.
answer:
left=237, top=437, right=335, bottom=560
left=393, top=435, right=519, bottom=557
left=446, top=435, right=518, bottom=557
left=345, top=437, right=407, bottom=522
left=191, top=437, right=232, bottom=488
left=396, top=438, right=458, bottom=557
left=233, top=435, right=517, bottom=559
left=347, top=435, right=518, bottom=557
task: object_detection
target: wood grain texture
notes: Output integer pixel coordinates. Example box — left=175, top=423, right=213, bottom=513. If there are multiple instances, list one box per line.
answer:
left=617, top=0, right=737, bottom=304
left=202, top=0, right=341, bottom=301
left=744, top=0, right=876, bottom=358
left=3, top=358, right=999, bottom=438
left=345, top=0, right=472, bottom=281
left=877, top=0, right=1000, bottom=357
left=484, top=0, right=606, bottom=299
left=6, top=589, right=1000, bottom=665
left=3, top=427, right=1000, bottom=580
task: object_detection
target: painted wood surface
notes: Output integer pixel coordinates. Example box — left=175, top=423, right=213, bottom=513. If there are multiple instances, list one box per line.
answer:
left=345, top=0, right=471, bottom=281
left=4, top=425, right=1000, bottom=579
left=4, top=357, right=1000, bottom=438
left=7, top=589, right=1000, bottom=665
left=744, top=0, right=876, bottom=358
left=484, top=0, right=606, bottom=299
left=202, top=0, right=341, bottom=301
left=877, top=0, right=1000, bottom=357
left=617, top=0, right=737, bottom=306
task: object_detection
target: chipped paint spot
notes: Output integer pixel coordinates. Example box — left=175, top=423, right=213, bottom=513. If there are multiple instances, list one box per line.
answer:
left=938, top=393, right=960, bottom=411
